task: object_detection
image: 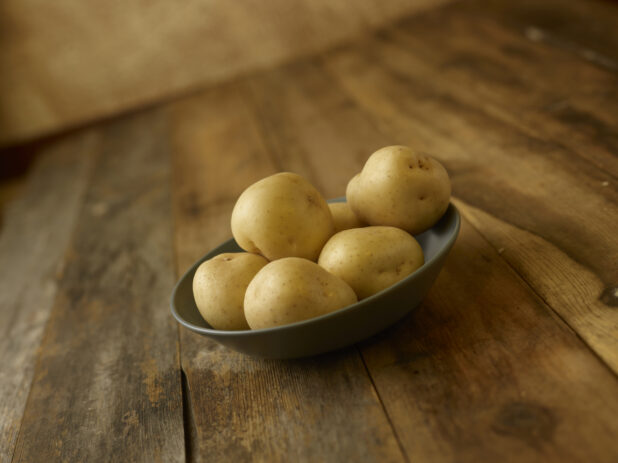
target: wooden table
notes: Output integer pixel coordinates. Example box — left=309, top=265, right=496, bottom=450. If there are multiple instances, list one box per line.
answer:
left=1, top=0, right=617, bottom=461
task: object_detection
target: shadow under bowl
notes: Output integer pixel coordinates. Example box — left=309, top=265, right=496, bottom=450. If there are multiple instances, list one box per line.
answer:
left=171, top=199, right=460, bottom=359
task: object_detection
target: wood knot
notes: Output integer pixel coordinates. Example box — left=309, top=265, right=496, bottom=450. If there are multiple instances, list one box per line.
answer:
left=491, top=401, right=557, bottom=449
left=600, top=285, right=618, bottom=307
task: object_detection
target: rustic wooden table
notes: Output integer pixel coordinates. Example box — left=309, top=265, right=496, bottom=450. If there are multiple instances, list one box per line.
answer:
left=1, top=0, right=617, bottom=461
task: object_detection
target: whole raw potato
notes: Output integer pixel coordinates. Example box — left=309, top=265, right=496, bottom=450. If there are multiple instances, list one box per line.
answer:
left=193, top=252, right=268, bottom=330
left=231, top=172, right=334, bottom=261
left=328, top=202, right=365, bottom=233
left=347, top=146, right=451, bottom=234
left=318, top=226, right=424, bottom=300
left=244, top=257, right=357, bottom=329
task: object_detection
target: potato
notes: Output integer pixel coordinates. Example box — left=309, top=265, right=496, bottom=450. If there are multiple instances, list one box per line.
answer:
left=347, top=146, right=451, bottom=234
left=231, top=172, right=334, bottom=261
left=318, top=226, right=424, bottom=300
left=244, top=257, right=357, bottom=329
left=328, top=202, right=365, bottom=233
left=193, top=252, right=268, bottom=330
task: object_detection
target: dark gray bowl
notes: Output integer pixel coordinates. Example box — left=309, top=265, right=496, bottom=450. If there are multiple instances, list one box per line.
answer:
left=171, top=199, right=460, bottom=359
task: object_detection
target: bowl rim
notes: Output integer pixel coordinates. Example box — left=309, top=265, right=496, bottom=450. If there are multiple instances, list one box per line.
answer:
left=171, top=201, right=460, bottom=337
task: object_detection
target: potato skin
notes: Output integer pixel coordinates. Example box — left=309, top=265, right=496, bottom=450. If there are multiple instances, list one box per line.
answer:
left=193, top=252, right=268, bottom=330
left=244, top=257, right=357, bottom=329
left=318, top=226, right=424, bottom=300
left=231, top=172, right=334, bottom=261
left=328, top=202, right=365, bottom=233
left=347, top=146, right=451, bottom=234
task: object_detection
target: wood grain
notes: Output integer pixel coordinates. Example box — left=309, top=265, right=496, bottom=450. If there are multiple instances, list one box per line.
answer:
left=320, top=18, right=618, bottom=370
left=385, top=2, right=618, bottom=177
left=168, top=84, right=405, bottom=462
left=0, top=135, right=94, bottom=462
left=0, top=0, right=450, bottom=147
left=361, top=219, right=618, bottom=463
left=11, top=109, right=185, bottom=462
left=478, top=0, right=618, bottom=70
left=454, top=198, right=618, bottom=375
left=243, top=56, right=618, bottom=461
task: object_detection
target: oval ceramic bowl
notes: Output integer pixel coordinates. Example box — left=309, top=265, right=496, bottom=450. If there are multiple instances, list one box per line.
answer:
left=171, top=199, right=460, bottom=359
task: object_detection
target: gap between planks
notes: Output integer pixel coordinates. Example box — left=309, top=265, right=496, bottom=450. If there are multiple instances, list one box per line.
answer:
left=357, top=346, right=410, bottom=463
left=453, top=198, right=618, bottom=382
left=181, top=367, right=199, bottom=463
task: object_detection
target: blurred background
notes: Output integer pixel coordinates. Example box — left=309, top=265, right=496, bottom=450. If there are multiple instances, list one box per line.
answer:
left=0, top=0, right=451, bottom=220
left=1, top=0, right=615, bottom=225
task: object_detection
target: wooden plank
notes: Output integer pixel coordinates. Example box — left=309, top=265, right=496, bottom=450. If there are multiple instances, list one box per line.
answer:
left=168, top=84, right=404, bottom=462
left=0, top=134, right=94, bottom=462
left=362, top=219, right=618, bottom=463
left=0, top=0, right=452, bottom=147
left=244, top=58, right=618, bottom=461
left=454, top=197, right=618, bottom=373
left=321, top=23, right=618, bottom=371
left=384, top=2, right=618, bottom=176
left=478, top=0, right=618, bottom=70
left=11, top=110, right=185, bottom=462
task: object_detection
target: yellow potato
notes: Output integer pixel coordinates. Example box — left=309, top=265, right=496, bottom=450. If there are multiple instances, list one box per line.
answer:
left=244, top=257, right=357, bottom=329
left=328, top=202, right=365, bottom=233
left=231, top=172, right=334, bottom=261
left=193, top=252, right=268, bottom=330
left=347, top=146, right=451, bottom=234
left=318, top=226, right=424, bottom=299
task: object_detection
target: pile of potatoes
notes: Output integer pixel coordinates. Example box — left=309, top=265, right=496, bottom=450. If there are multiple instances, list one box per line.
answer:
left=193, top=145, right=451, bottom=330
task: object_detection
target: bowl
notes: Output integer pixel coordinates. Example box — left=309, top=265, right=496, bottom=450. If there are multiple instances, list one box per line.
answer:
left=171, top=199, right=460, bottom=359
